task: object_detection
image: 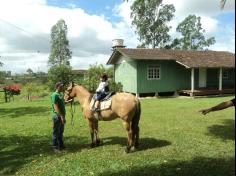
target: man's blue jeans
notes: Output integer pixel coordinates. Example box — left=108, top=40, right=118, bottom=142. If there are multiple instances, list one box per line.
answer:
left=52, top=115, right=64, bottom=149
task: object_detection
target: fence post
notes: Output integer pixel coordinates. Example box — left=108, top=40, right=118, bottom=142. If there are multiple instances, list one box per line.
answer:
left=4, top=89, right=8, bottom=102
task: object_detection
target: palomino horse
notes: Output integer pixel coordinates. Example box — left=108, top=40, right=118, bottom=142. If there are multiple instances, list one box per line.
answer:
left=64, top=83, right=141, bottom=153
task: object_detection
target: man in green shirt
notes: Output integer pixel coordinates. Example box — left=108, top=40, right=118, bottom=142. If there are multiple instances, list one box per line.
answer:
left=51, top=82, right=68, bottom=152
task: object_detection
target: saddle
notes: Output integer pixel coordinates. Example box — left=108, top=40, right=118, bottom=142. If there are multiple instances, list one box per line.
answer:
left=90, top=92, right=115, bottom=111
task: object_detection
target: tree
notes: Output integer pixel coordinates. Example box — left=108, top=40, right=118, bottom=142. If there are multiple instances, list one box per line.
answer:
left=25, top=83, right=40, bottom=101
left=48, top=19, right=72, bottom=89
left=26, top=68, right=33, bottom=75
left=220, top=0, right=226, bottom=9
left=131, top=0, right=175, bottom=48
left=81, top=63, right=122, bottom=93
left=49, top=19, right=72, bottom=66
left=172, top=15, right=216, bottom=50
left=48, top=65, right=72, bottom=90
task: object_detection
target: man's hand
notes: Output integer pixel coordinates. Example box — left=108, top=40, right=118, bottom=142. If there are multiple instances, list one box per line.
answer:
left=199, top=108, right=211, bottom=115
left=65, top=99, right=73, bottom=103
left=61, top=116, right=66, bottom=124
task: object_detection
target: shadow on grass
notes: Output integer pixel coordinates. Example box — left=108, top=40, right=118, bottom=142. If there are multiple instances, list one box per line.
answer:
left=99, top=157, right=235, bottom=176
left=101, top=137, right=171, bottom=151
left=0, top=135, right=87, bottom=175
left=0, top=106, right=50, bottom=118
left=207, top=119, right=235, bottom=140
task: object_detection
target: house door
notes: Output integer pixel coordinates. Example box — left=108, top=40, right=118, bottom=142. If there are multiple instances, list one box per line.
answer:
left=199, top=68, right=207, bottom=88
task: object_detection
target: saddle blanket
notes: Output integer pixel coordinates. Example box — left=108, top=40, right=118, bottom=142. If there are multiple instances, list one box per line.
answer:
left=90, top=98, right=112, bottom=111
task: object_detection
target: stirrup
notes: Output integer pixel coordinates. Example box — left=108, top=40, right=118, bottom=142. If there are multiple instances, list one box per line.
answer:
left=93, top=107, right=100, bottom=112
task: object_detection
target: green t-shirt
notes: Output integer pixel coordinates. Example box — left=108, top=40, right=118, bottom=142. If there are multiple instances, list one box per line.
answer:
left=51, top=92, right=66, bottom=117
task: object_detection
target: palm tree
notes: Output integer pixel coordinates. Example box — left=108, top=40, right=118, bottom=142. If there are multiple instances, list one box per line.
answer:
left=220, top=0, right=226, bottom=9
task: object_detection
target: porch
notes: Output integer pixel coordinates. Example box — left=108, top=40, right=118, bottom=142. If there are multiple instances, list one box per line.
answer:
left=178, top=88, right=235, bottom=96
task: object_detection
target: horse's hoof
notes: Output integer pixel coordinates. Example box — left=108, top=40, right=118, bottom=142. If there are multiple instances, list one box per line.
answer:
left=135, top=142, right=139, bottom=148
left=96, top=139, right=101, bottom=145
left=125, top=147, right=130, bottom=153
left=130, top=146, right=137, bottom=152
left=90, top=143, right=96, bottom=148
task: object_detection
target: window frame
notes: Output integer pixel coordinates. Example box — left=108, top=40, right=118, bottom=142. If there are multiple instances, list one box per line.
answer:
left=222, top=70, right=230, bottom=80
left=147, top=65, right=161, bottom=80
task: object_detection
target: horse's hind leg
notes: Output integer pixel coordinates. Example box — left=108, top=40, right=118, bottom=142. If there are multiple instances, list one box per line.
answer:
left=135, top=126, right=140, bottom=148
left=122, top=121, right=133, bottom=153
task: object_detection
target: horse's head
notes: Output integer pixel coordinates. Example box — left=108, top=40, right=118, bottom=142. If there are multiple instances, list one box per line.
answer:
left=64, top=82, right=76, bottom=102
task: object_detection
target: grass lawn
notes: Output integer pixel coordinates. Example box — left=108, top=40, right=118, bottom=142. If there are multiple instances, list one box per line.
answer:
left=0, top=95, right=235, bottom=176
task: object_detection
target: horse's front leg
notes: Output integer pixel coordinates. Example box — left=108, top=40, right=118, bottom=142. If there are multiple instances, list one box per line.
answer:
left=122, top=121, right=133, bottom=153
left=93, top=119, right=101, bottom=146
left=88, top=119, right=96, bottom=148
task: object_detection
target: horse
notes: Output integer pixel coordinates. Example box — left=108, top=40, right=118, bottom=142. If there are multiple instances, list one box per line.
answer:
left=64, top=82, right=141, bottom=153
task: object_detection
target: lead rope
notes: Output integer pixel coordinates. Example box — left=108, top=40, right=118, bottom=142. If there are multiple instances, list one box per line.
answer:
left=70, top=98, right=76, bottom=126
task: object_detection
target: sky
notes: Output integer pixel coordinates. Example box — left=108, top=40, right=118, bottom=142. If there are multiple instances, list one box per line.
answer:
left=0, top=0, right=235, bottom=74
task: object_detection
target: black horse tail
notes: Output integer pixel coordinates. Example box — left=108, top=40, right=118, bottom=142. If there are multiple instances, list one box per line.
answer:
left=131, top=98, right=141, bottom=148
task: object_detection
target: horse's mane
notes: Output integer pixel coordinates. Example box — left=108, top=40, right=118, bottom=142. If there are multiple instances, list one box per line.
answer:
left=73, top=84, right=92, bottom=98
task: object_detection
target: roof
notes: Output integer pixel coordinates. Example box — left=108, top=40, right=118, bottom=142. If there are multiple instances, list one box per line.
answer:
left=107, top=48, right=235, bottom=68
left=71, top=69, right=88, bottom=75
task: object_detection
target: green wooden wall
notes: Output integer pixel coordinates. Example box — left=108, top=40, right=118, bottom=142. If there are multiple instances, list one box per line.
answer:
left=114, top=59, right=192, bottom=94
left=136, top=60, right=191, bottom=93
left=114, top=57, right=137, bottom=93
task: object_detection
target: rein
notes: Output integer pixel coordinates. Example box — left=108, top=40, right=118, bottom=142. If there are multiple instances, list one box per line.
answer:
left=64, top=89, right=76, bottom=127
left=70, top=98, right=76, bottom=126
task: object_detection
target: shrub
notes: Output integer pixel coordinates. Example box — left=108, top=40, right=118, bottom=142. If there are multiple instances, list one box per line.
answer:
left=3, top=84, right=21, bottom=95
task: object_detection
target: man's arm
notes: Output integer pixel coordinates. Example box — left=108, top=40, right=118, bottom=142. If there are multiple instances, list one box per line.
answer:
left=199, top=100, right=234, bottom=115
left=53, top=103, right=66, bottom=124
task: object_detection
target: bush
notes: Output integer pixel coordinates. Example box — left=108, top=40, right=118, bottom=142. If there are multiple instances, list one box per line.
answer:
left=3, top=84, right=21, bottom=95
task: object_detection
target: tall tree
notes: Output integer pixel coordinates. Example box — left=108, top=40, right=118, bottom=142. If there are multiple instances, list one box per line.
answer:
left=131, top=0, right=175, bottom=48
left=26, top=68, right=33, bottom=75
left=220, top=0, right=226, bottom=9
left=49, top=19, right=72, bottom=66
left=172, top=15, right=216, bottom=50
left=48, top=19, right=72, bottom=89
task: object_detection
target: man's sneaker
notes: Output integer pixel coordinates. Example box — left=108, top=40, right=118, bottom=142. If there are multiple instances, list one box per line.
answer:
left=59, top=145, right=66, bottom=150
left=53, top=148, right=61, bottom=153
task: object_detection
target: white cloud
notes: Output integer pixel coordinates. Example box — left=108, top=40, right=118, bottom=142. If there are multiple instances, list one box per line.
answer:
left=0, top=0, right=235, bottom=74
left=163, top=0, right=235, bottom=16
left=0, top=0, right=132, bottom=73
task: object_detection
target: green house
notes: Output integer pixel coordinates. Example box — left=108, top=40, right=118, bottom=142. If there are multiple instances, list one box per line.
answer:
left=107, top=48, right=235, bottom=96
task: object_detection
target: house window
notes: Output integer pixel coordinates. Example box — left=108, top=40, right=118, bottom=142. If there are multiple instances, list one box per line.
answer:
left=222, top=70, right=229, bottom=79
left=147, top=65, right=161, bottom=80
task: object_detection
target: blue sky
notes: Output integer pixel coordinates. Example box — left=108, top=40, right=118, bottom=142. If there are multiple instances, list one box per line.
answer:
left=46, top=0, right=124, bottom=22
left=215, top=12, right=235, bottom=24
left=0, top=0, right=235, bottom=73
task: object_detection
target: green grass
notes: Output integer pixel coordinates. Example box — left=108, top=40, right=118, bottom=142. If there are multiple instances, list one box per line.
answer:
left=0, top=95, right=235, bottom=176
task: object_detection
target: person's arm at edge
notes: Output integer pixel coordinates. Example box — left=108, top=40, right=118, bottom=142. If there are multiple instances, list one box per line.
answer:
left=199, top=100, right=234, bottom=115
